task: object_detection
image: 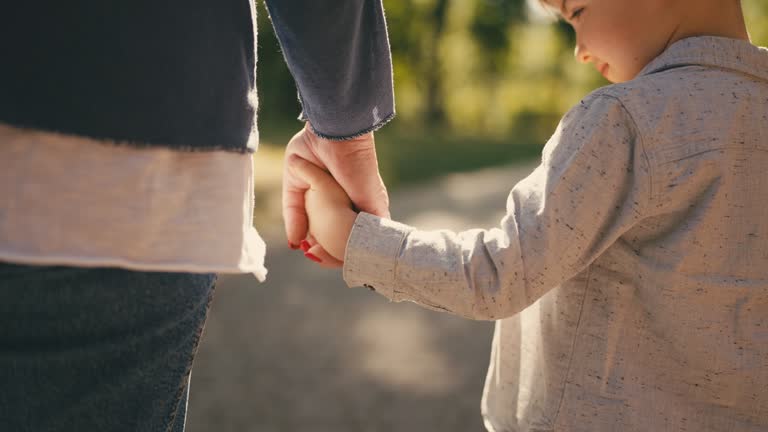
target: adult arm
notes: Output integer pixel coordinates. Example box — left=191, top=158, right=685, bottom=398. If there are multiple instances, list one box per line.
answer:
left=264, top=0, right=395, bottom=139
left=267, top=0, right=395, bottom=264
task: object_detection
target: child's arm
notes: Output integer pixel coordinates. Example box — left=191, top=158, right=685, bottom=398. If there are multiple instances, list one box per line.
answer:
left=295, top=92, right=651, bottom=321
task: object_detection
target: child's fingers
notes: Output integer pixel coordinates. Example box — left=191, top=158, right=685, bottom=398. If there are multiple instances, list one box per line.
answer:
left=287, top=155, right=337, bottom=191
left=301, top=234, right=343, bottom=268
left=304, top=243, right=343, bottom=268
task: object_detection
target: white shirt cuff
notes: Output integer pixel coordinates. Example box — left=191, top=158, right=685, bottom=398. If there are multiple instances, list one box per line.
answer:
left=342, top=212, right=413, bottom=299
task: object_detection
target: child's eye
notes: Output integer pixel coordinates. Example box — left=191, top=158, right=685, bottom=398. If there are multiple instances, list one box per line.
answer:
left=570, top=7, right=585, bottom=20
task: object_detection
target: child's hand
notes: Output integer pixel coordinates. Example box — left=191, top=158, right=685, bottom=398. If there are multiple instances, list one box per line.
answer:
left=288, top=155, right=358, bottom=263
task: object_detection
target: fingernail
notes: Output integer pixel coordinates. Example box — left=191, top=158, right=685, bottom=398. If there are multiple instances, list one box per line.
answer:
left=288, top=242, right=299, bottom=250
left=300, top=240, right=311, bottom=252
left=304, top=253, right=322, bottom=263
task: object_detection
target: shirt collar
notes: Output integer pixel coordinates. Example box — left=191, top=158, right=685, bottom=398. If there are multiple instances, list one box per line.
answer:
left=638, top=36, right=768, bottom=82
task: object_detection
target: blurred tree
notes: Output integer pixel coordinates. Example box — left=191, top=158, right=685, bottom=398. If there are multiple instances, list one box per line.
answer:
left=470, top=0, right=526, bottom=73
left=255, top=0, right=768, bottom=179
left=425, top=0, right=449, bottom=124
left=255, top=2, right=301, bottom=131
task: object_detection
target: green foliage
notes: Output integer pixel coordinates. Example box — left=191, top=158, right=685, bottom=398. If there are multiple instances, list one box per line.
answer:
left=255, top=3, right=302, bottom=127
left=745, top=0, right=768, bottom=46
left=470, top=0, right=526, bottom=71
left=256, top=0, right=768, bottom=186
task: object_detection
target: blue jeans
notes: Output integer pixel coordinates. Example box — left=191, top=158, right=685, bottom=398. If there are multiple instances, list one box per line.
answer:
left=0, top=263, right=217, bottom=432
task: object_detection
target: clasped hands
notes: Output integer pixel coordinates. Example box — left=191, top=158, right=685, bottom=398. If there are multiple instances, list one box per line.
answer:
left=282, top=123, right=390, bottom=267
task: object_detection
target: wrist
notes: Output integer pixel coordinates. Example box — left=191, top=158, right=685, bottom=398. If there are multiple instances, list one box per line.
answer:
left=333, top=209, right=358, bottom=261
left=307, top=122, right=374, bottom=147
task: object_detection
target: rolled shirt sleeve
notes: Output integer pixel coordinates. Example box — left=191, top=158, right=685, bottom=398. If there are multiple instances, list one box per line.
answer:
left=264, top=0, right=395, bottom=140
left=343, top=92, right=652, bottom=320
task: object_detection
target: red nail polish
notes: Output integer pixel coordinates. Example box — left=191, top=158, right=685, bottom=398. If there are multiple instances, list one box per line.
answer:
left=300, top=240, right=311, bottom=252
left=288, top=242, right=299, bottom=250
left=304, top=253, right=322, bottom=263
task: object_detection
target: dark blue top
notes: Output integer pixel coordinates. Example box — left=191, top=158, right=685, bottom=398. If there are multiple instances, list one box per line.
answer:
left=0, top=0, right=395, bottom=152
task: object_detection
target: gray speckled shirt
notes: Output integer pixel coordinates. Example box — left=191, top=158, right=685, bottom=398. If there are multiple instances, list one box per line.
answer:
left=343, top=36, right=768, bottom=432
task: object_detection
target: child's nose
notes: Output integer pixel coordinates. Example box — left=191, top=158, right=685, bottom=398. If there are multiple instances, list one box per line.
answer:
left=574, top=43, right=592, bottom=64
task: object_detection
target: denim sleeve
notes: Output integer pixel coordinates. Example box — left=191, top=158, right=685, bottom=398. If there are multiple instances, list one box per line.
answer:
left=264, top=0, right=395, bottom=140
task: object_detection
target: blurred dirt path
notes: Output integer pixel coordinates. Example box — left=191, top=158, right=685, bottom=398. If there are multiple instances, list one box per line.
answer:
left=187, top=160, right=539, bottom=432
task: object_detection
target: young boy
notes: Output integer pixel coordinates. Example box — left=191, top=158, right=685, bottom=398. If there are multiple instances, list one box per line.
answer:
left=291, top=0, right=768, bottom=430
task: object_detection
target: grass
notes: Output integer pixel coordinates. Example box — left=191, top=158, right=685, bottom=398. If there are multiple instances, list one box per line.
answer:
left=374, top=126, right=544, bottom=189
left=257, top=118, right=547, bottom=190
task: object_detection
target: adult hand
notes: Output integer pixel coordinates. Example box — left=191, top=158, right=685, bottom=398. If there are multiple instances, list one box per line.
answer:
left=287, top=155, right=357, bottom=262
left=282, top=123, right=390, bottom=268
